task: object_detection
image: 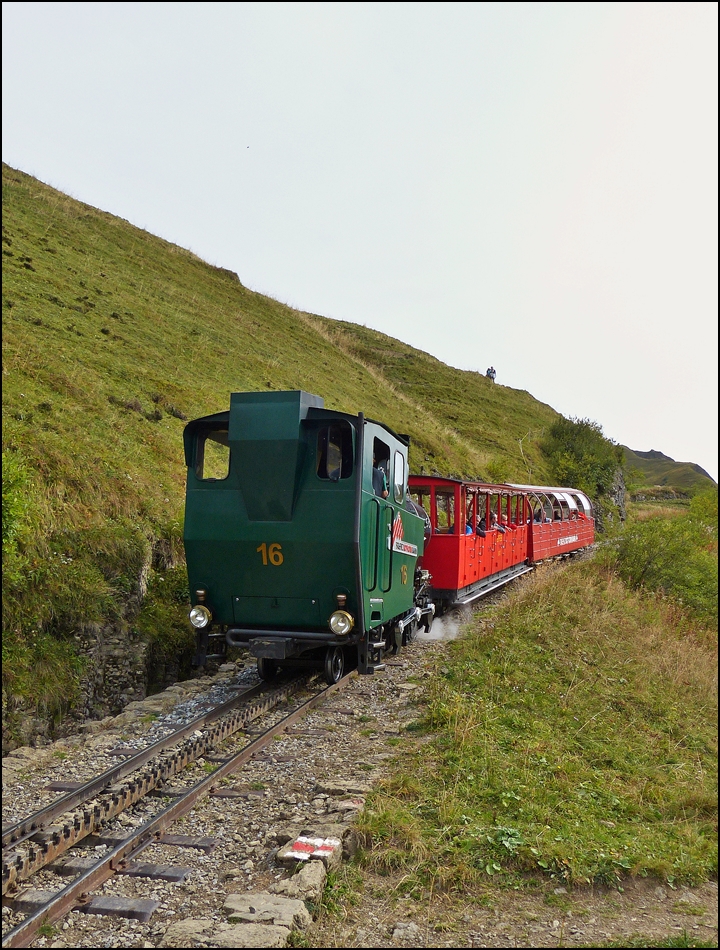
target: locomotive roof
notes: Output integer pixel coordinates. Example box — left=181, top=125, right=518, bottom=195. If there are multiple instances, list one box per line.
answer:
left=185, top=408, right=406, bottom=436
left=183, top=393, right=411, bottom=457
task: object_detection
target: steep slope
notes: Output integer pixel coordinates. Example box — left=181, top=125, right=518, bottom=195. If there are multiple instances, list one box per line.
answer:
left=2, top=162, right=562, bottom=725
left=0, top=162, right=653, bottom=730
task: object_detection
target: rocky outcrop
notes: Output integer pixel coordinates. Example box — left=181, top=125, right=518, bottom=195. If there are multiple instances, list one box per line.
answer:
left=610, top=467, right=627, bottom=521
left=73, top=621, right=149, bottom=721
left=2, top=620, right=149, bottom=753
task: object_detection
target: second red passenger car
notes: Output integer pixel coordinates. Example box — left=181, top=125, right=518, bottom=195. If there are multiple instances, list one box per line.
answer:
left=408, top=475, right=594, bottom=609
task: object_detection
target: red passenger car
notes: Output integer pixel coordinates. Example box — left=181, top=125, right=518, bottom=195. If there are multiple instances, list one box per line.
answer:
left=509, top=483, right=595, bottom=564
left=408, top=476, right=595, bottom=609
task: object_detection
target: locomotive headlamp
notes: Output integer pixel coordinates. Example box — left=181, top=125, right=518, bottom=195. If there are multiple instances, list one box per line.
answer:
left=329, top=610, right=354, bottom=636
left=189, top=604, right=212, bottom=629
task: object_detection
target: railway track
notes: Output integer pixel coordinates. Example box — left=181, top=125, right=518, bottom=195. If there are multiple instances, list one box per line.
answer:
left=2, top=671, right=355, bottom=948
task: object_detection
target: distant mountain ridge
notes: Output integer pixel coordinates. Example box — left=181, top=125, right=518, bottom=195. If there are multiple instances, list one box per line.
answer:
left=622, top=446, right=716, bottom=491
left=631, top=449, right=675, bottom=463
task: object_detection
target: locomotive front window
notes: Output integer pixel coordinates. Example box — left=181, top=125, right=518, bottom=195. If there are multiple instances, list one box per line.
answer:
left=195, top=429, right=230, bottom=481
left=317, top=423, right=353, bottom=480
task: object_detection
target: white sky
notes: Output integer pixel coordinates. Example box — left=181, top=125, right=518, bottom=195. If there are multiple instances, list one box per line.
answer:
left=3, top=1, right=717, bottom=481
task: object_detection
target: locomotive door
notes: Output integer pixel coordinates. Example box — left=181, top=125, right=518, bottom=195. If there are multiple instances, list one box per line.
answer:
left=379, top=501, right=393, bottom=593
left=362, top=432, right=420, bottom=632
left=363, top=434, right=395, bottom=626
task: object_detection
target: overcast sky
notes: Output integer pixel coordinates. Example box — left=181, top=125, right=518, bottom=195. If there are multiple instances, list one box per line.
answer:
left=3, top=1, right=717, bottom=481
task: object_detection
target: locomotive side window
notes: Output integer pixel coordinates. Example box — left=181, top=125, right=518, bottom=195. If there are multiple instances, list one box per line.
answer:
left=372, top=437, right=391, bottom=496
left=393, top=451, right=406, bottom=504
left=435, top=490, right=455, bottom=533
left=317, top=423, right=353, bottom=480
left=195, top=429, right=230, bottom=481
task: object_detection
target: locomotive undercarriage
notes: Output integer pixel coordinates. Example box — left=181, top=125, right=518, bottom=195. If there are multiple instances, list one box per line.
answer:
left=193, top=568, right=435, bottom=685
left=363, top=567, right=435, bottom=671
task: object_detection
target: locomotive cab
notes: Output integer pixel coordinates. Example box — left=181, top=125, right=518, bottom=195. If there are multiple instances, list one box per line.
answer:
left=183, top=391, right=429, bottom=683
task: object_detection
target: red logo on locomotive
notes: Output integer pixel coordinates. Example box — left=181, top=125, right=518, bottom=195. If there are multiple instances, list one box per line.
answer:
left=391, top=513, right=418, bottom=556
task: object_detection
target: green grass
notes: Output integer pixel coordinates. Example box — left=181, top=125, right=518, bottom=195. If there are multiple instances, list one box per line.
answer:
left=1, top=161, right=567, bottom=720
left=358, top=558, right=717, bottom=890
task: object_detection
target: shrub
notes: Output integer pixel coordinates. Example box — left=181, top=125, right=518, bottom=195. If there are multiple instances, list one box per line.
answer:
left=540, top=417, right=623, bottom=503
left=602, top=499, right=718, bottom=628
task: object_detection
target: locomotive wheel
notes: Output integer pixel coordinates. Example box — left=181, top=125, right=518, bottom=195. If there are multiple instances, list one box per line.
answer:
left=421, top=612, right=433, bottom=633
left=324, top=646, right=344, bottom=685
left=257, top=657, right=279, bottom=681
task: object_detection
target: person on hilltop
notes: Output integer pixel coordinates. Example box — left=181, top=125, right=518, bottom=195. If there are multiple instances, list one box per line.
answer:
left=486, top=366, right=496, bottom=382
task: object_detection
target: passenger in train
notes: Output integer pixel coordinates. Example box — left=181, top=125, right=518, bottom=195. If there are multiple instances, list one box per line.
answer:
left=448, top=522, right=474, bottom=535
left=490, top=512, right=507, bottom=533
left=476, top=516, right=486, bottom=537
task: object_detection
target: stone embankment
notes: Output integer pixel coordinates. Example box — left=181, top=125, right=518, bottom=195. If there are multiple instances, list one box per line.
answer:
left=3, top=619, right=151, bottom=754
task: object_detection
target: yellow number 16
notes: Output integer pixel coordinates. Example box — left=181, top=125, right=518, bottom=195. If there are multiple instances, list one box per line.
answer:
left=257, top=542, right=284, bottom=566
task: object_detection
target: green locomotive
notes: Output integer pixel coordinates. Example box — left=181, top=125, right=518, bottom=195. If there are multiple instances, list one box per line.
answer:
left=183, top=391, right=433, bottom=683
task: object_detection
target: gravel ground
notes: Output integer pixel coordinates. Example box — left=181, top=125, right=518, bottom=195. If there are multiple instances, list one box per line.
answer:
left=2, top=642, right=437, bottom=947
left=3, top=614, right=718, bottom=949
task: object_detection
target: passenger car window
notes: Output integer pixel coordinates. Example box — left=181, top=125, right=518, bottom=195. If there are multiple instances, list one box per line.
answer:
left=410, top=489, right=430, bottom=512
left=435, top=491, right=455, bottom=532
left=317, top=423, right=353, bottom=480
left=195, top=429, right=230, bottom=481
left=393, top=451, right=405, bottom=504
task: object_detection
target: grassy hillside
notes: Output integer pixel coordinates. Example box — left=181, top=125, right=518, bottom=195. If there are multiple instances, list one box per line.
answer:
left=2, top=162, right=562, bottom=719
left=622, top=446, right=716, bottom=493
left=359, top=491, right=717, bottom=890
left=360, top=556, right=717, bottom=890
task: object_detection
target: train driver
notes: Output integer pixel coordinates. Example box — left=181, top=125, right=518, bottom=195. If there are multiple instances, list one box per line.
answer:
left=372, top=455, right=389, bottom=499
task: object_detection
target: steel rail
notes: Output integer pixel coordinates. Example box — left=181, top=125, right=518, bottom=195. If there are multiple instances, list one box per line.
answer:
left=2, top=671, right=357, bottom=949
left=2, top=680, right=269, bottom=851
left=2, top=676, right=311, bottom=893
